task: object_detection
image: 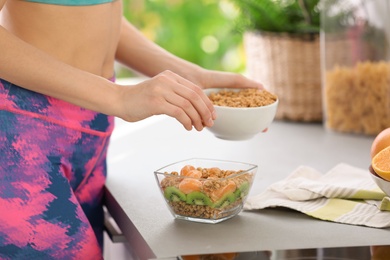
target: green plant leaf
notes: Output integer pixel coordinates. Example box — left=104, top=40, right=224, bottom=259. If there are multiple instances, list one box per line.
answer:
left=230, top=0, right=321, bottom=34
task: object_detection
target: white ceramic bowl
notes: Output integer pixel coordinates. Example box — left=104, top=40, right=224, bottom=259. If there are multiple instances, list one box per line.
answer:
left=154, top=158, right=258, bottom=224
left=204, top=88, right=279, bottom=141
left=369, top=165, right=390, bottom=196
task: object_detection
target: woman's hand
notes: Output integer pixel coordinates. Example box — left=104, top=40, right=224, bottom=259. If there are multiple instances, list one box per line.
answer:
left=117, top=70, right=216, bottom=131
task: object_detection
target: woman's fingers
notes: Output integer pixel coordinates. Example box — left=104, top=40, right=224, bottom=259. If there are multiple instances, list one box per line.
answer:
left=169, top=74, right=216, bottom=121
left=120, top=70, right=215, bottom=131
left=159, top=71, right=215, bottom=130
left=158, top=101, right=195, bottom=131
left=161, top=91, right=204, bottom=131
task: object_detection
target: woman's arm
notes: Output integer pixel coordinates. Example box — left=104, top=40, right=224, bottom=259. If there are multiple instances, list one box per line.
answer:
left=115, top=18, right=263, bottom=90
left=0, top=25, right=215, bottom=130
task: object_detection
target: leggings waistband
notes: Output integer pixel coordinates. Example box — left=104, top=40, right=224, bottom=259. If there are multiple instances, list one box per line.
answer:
left=0, top=78, right=115, bottom=136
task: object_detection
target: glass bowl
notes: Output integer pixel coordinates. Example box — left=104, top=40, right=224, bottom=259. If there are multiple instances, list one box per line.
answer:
left=154, top=158, right=258, bottom=223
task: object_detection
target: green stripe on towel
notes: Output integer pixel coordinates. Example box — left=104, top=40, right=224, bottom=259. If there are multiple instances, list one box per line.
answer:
left=350, top=188, right=385, bottom=200
left=306, top=198, right=357, bottom=221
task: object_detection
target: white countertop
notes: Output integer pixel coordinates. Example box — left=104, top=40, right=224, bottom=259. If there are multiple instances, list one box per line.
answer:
left=105, top=114, right=390, bottom=260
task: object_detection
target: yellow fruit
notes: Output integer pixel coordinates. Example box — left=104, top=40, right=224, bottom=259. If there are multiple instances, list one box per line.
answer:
left=372, top=146, right=390, bottom=181
left=371, top=128, right=390, bottom=159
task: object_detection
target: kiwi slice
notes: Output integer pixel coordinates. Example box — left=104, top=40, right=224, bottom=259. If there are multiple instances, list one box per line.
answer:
left=186, top=191, right=212, bottom=206
left=234, top=181, right=250, bottom=199
left=164, top=186, right=187, bottom=202
left=213, top=192, right=236, bottom=208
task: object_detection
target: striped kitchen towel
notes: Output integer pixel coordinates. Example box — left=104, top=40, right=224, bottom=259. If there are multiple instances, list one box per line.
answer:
left=244, top=163, right=390, bottom=228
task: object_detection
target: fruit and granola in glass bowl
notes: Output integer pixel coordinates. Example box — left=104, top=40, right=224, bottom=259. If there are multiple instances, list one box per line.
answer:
left=154, top=158, right=258, bottom=223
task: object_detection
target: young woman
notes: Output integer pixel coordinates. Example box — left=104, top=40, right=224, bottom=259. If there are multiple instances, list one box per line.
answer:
left=0, top=0, right=262, bottom=258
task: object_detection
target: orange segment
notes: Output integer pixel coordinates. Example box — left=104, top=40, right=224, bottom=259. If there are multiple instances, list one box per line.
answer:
left=210, top=180, right=237, bottom=202
left=178, top=179, right=202, bottom=194
left=180, top=165, right=195, bottom=176
left=183, top=169, right=202, bottom=178
left=372, top=146, right=390, bottom=181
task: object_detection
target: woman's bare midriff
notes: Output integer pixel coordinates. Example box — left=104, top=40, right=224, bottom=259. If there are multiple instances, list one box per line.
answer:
left=0, top=0, right=122, bottom=79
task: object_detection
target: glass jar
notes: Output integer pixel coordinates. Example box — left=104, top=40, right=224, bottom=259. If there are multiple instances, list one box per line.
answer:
left=321, top=0, right=390, bottom=135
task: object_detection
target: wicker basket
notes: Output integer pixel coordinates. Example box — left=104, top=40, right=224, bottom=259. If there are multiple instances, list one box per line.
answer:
left=244, top=31, right=322, bottom=122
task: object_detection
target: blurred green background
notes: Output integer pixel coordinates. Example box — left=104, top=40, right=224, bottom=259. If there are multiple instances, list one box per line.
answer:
left=117, top=0, right=245, bottom=78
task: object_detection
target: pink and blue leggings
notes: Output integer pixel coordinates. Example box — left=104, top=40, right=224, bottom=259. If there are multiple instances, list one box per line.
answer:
left=0, top=78, right=115, bottom=259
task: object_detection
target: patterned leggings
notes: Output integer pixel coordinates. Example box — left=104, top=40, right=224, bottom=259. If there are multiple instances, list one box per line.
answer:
left=0, top=79, right=115, bottom=259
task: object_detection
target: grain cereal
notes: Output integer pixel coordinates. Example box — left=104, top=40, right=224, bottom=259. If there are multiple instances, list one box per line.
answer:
left=208, top=88, right=277, bottom=108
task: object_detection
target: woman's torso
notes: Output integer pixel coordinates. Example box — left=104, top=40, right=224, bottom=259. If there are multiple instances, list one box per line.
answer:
left=0, top=0, right=122, bottom=79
